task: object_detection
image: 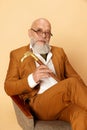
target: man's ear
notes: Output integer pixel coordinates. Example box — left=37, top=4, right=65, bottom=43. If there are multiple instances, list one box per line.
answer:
left=28, top=29, right=32, bottom=37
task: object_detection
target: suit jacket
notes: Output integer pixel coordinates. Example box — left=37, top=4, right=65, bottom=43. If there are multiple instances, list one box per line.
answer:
left=4, top=44, right=85, bottom=101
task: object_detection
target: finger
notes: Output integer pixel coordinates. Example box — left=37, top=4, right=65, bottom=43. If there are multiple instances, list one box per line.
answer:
left=38, top=72, right=51, bottom=79
left=38, top=65, right=52, bottom=73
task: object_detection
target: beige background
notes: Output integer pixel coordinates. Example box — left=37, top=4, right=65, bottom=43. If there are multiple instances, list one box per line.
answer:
left=0, top=0, right=87, bottom=130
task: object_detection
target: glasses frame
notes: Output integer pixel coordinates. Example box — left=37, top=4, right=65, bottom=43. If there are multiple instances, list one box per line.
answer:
left=31, top=28, right=53, bottom=38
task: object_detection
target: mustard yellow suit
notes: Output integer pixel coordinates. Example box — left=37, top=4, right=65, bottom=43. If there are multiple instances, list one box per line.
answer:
left=5, top=44, right=87, bottom=130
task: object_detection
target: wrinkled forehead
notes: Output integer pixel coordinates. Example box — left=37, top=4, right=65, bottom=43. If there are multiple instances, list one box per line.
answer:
left=31, top=18, right=51, bottom=31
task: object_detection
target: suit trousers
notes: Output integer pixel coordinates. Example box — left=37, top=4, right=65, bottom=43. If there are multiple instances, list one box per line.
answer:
left=29, top=77, right=87, bottom=130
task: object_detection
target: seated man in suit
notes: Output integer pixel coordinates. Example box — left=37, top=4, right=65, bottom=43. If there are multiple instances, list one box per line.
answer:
left=4, top=18, right=87, bottom=130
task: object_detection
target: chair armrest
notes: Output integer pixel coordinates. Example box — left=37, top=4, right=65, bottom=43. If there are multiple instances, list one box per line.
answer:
left=11, top=95, right=33, bottom=119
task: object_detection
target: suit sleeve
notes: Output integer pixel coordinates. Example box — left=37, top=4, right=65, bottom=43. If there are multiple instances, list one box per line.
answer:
left=4, top=51, right=33, bottom=96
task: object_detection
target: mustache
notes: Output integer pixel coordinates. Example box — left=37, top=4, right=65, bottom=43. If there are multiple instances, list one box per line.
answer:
left=30, top=38, right=47, bottom=45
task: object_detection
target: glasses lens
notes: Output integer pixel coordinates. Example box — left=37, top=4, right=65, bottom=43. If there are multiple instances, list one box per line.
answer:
left=37, top=29, right=42, bottom=36
left=31, top=28, right=52, bottom=37
left=37, top=30, right=52, bottom=37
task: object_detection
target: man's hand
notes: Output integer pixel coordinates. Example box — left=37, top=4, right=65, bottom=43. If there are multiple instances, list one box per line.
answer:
left=33, top=65, right=52, bottom=83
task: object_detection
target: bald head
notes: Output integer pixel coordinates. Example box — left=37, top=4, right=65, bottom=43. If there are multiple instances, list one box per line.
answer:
left=31, top=18, right=51, bottom=30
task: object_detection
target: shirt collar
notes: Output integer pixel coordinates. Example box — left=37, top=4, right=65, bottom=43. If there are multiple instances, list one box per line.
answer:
left=34, top=51, right=52, bottom=65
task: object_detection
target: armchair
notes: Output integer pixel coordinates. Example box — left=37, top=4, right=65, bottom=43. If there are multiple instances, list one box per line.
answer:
left=11, top=95, right=72, bottom=130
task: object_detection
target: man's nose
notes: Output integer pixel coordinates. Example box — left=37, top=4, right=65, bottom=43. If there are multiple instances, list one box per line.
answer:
left=42, top=32, right=46, bottom=38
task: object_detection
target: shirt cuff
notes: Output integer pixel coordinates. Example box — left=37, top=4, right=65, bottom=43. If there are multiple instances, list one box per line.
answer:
left=27, top=73, right=38, bottom=88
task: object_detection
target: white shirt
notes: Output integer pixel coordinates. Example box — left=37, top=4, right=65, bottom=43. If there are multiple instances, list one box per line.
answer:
left=27, top=51, right=58, bottom=94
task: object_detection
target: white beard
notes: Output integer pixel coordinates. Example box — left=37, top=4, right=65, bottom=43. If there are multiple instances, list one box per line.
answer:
left=30, top=38, right=51, bottom=54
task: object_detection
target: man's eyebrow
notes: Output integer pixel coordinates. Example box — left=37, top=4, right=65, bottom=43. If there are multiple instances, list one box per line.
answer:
left=36, top=28, right=42, bottom=30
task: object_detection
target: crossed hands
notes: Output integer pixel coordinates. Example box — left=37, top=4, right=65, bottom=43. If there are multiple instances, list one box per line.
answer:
left=33, top=65, right=52, bottom=83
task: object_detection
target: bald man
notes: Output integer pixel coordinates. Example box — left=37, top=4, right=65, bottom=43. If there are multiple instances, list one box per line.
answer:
left=4, top=18, right=87, bottom=130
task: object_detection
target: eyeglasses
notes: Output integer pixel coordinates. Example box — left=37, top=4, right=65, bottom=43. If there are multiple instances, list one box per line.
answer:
left=31, top=28, right=53, bottom=38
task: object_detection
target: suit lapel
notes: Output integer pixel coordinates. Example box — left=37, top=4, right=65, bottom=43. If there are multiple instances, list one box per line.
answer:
left=51, top=47, right=61, bottom=80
